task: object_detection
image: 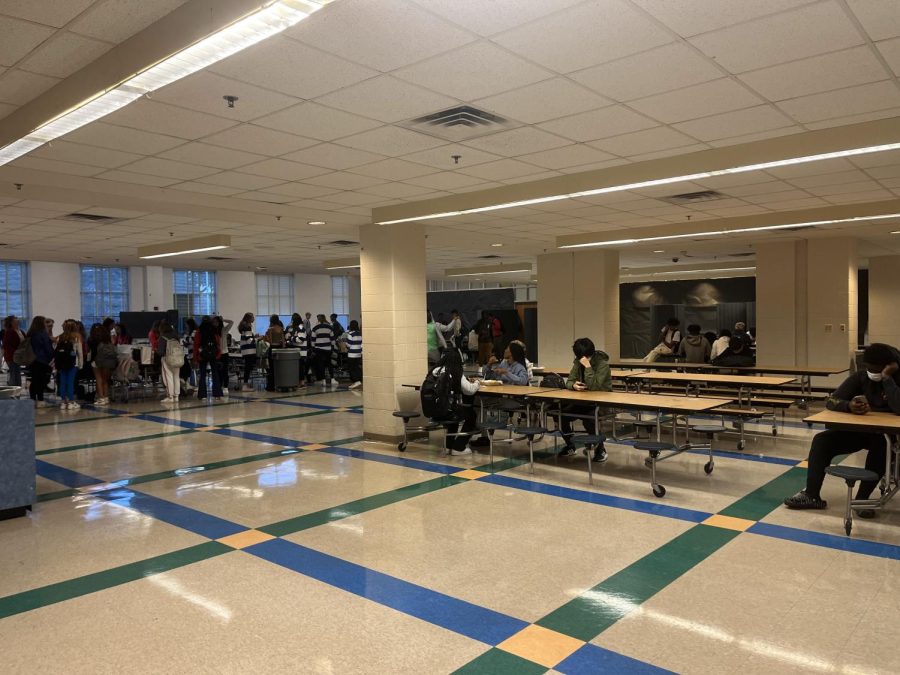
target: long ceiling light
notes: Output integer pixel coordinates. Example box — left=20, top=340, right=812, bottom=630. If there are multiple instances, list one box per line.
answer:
left=138, top=234, right=231, bottom=259
left=558, top=213, right=900, bottom=249
left=0, top=0, right=329, bottom=166
left=445, top=264, right=532, bottom=277
left=324, top=257, right=360, bottom=270
left=375, top=142, right=900, bottom=225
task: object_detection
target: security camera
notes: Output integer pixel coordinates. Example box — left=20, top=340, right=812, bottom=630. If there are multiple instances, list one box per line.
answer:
left=672, top=257, right=680, bottom=263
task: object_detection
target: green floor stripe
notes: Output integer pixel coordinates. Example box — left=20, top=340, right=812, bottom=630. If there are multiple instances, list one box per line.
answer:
left=0, top=541, right=231, bottom=620
left=36, top=429, right=196, bottom=456
left=323, top=435, right=365, bottom=447
left=36, top=488, right=78, bottom=502
left=216, top=409, right=334, bottom=428
left=718, top=466, right=808, bottom=521
left=452, top=648, right=546, bottom=675
left=536, top=524, right=739, bottom=641
left=259, top=475, right=466, bottom=537
left=36, top=414, right=118, bottom=427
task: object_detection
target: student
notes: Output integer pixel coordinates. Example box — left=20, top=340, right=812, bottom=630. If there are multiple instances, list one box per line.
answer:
left=211, top=316, right=233, bottom=393
left=711, top=331, right=754, bottom=367
left=286, top=313, right=308, bottom=388
left=264, top=314, right=286, bottom=392
left=54, top=320, right=83, bottom=410
left=343, top=320, right=363, bottom=389
left=26, top=316, right=54, bottom=407
left=148, top=321, right=160, bottom=352
left=115, top=323, right=132, bottom=345
left=558, top=338, right=612, bottom=462
left=156, top=320, right=181, bottom=403
left=181, top=318, right=198, bottom=392
left=475, top=311, right=494, bottom=365
left=678, top=324, right=711, bottom=363
left=710, top=329, right=731, bottom=362
left=194, top=316, right=223, bottom=401
left=483, top=342, right=529, bottom=385
left=735, top=321, right=754, bottom=343
left=509, top=339, right=534, bottom=381
left=431, top=348, right=481, bottom=456
left=785, top=343, right=900, bottom=515
left=3, top=315, right=24, bottom=387
left=312, top=314, right=336, bottom=385
left=89, top=324, right=116, bottom=406
left=330, top=313, right=345, bottom=339
left=238, top=313, right=257, bottom=392
left=643, top=317, right=681, bottom=362
left=426, top=312, right=447, bottom=366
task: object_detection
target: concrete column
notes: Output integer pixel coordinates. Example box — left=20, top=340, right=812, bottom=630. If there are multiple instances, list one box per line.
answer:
left=537, top=249, right=619, bottom=368
left=359, top=223, right=426, bottom=443
left=755, top=241, right=808, bottom=365
left=868, top=255, right=900, bottom=346
left=143, top=266, right=165, bottom=311
left=806, top=238, right=857, bottom=369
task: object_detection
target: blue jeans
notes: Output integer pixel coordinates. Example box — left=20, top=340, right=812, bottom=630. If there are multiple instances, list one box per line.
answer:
left=58, top=367, right=77, bottom=401
left=198, top=359, right=222, bottom=399
left=6, top=362, right=21, bottom=386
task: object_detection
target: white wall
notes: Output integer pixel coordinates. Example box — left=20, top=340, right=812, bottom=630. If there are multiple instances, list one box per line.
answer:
left=217, top=270, right=255, bottom=338
left=348, top=275, right=361, bottom=323
left=30, top=261, right=80, bottom=326
left=294, top=273, right=333, bottom=318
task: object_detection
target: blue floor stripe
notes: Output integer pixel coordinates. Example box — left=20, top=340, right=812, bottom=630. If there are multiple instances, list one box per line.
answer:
left=558, top=643, right=675, bottom=675
left=35, top=460, right=103, bottom=488
left=132, top=413, right=206, bottom=429
left=95, top=487, right=245, bottom=539
left=610, top=437, right=800, bottom=466
left=319, top=445, right=460, bottom=475
left=246, top=538, right=527, bottom=645
left=748, top=521, right=900, bottom=560
left=481, top=473, right=711, bottom=524
left=210, top=427, right=307, bottom=448
left=265, top=399, right=338, bottom=410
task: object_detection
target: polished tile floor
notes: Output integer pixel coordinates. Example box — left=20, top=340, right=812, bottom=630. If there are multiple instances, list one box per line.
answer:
left=3, top=386, right=900, bottom=674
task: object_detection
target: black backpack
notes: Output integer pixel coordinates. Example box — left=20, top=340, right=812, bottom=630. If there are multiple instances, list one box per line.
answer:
left=420, top=368, right=456, bottom=420
left=200, top=334, right=218, bottom=361
left=55, top=339, right=77, bottom=370
left=541, top=372, right=566, bottom=389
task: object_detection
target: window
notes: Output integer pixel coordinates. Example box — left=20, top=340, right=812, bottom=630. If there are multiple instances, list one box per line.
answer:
left=256, top=273, right=294, bottom=333
left=0, top=261, right=29, bottom=322
left=173, top=269, right=216, bottom=328
left=331, top=275, right=349, bottom=327
left=81, top=265, right=129, bottom=327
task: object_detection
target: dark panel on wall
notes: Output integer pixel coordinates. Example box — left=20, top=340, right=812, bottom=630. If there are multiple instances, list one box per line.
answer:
left=119, top=311, right=177, bottom=339
left=859, top=268, right=868, bottom=347
left=426, top=289, right=516, bottom=334
left=523, top=307, right=538, bottom=363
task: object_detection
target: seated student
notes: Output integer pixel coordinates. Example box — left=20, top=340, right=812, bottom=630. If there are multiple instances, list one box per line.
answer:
left=710, top=329, right=731, bottom=362
left=558, top=337, right=612, bottom=462
left=711, top=331, right=754, bottom=367
left=735, top=321, right=754, bottom=343
left=678, top=324, right=711, bottom=363
left=483, top=342, right=529, bottom=385
left=509, top=339, right=534, bottom=381
left=431, top=349, right=481, bottom=456
left=785, top=343, right=900, bottom=514
left=643, top=317, right=681, bottom=362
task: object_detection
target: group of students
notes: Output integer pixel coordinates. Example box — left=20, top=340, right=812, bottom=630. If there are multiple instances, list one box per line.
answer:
left=644, top=317, right=756, bottom=367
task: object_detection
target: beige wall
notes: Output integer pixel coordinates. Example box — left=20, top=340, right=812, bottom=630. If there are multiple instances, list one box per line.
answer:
left=806, top=238, right=857, bottom=369
left=868, top=255, right=900, bottom=346
left=756, top=241, right=807, bottom=366
left=359, top=223, right=426, bottom=442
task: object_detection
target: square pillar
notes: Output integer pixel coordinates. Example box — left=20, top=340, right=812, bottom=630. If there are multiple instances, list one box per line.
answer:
left=806, top=238, right=857, bottom=369
left=756, top=241, right=808, bottom=366
left=360, top=223, right=426, bottom=443
left=868, top=255, right=900, bottom=346
left=537, top=249, right=619, bottom=368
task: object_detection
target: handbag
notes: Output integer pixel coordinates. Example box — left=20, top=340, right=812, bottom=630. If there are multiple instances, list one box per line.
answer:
left=13, top=337, right=35, bottom=366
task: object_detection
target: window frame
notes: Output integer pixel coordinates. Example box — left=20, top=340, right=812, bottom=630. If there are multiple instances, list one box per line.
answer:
left=80, top=264, right=129, bottom=327
left=0, top=260, right=30, bottom=324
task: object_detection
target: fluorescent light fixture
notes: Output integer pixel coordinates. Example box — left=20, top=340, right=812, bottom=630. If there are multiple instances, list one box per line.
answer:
left=445, top=263, right=532, bottom=277
left=559, top=212, right=900, bottom=249
left=622, top=266, right=756, bottom=278
left=375, top=142, right=900, bottom=225
left=0, top=0, right=329, bottom=166
left=652, top=250, right=665, bottom=253
left=324, top=257, right=360, bottom=270
left=491, top=243, right=503, bottom=247
left=138, top=234, right=230, bottom=259
left=308, top=220, right=327, bottom=225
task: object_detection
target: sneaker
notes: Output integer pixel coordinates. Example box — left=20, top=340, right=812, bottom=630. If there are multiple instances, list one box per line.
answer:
left=783, top=491, right=827, bottom=510
left=68, top=402, right=80, bottom=410
left=61, top=401, right=70, bottom=410
left=450, top=447, right=473, bottom=456
left=161, top=397, right=175, bottom=404
left=318, top=380, right=327, bottom=386
left=330, top=378, right=340, bottom=385
left=35, top=400, right=52, bottom=408
left=592, top=447, right=608, bottom=463
left=856, top=509, right=876, bottom=519
left=241, top=384, right=254, bottom=392
left=558, top=445, right=576, bottom=457
left=349, top=381, right=362, bottom=389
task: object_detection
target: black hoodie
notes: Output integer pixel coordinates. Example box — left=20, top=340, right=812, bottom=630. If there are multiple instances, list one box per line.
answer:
left=827, top=345, right=900, bottom=413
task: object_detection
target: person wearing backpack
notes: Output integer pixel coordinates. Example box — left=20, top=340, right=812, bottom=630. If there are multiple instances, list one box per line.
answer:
left=156, top=320, right=182, bottom=403
left=238, top=313, right=257, bottom=392
left=88, top=323, right=116, bottom=406
left=25, top=315, right=54, bottom=407
left=3, top=315, right=25, bottom=387
left=54, top=320, right=84, bottom=410
left=424, top=349, right=481, bottom=455
left=193, top=316, right=223, bottom=401
left=264, top=314, right=285, bottom=392
left=286, top=313, right=309, bottom=388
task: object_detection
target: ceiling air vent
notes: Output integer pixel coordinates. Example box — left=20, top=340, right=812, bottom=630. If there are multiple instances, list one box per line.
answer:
left=660, top=190, right=726, bottom=205
left=206, top=256, right=234, bottom=261
left=328, top=240, right=358, bottom=246
left=60, top=212, right=125, bottom=224
left=477, top=254, right=502, bottom=259
left=401, top=105, right=516, bottom=142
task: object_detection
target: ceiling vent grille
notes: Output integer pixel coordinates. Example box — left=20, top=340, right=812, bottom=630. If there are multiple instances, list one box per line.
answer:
left=60, top=212, right=125, bottom=224
left=477, top=254, right=502, bottom=259
left=206, top=256, right=234, bottom=261
left=328, top=240, right=358, bottom=246
left=660, top=190, right=726, bottom=205
left=401, top=105, right=516, bottom=142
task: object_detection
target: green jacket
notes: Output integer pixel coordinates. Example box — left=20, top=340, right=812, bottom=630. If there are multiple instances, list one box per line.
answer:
left=566, top=351, right=612, bottom=391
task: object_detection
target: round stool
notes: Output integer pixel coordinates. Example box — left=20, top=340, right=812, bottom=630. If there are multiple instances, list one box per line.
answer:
left=478, top=420, right=510, bottom=464
left=634, top=441, right=676, bottom=498
left=513, top=426, right=548, bottom=475
left=825, top=465, right=881, bottom=536
left=690, top=424, right=725, bottom=475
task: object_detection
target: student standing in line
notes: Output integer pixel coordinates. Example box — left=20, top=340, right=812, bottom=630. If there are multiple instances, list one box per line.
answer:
left=54, top=320, right=83, bottom=410
left=342, top=320, right=363, bottom=389
left=89, top=323, right=116, bottom=406
left=426, top=311, right=447, bottom=367
left=26, top=316, right=54, bottom=407
left=558, top=337, right=612, bottom=462
left=264, top=314, right=285, bottom=392
left=643, top=317, right=681, bottom=362
left=475, top=311, right=494, bottom=366
left=710, top=329, right=731, bottom=362
left=3, top=315, right=25, bottom=387
left=286, top=313, right=308, bottom=388
left=238, top=313, right=257, bottom=392
left=194, top=316, right=223, bottom=401
left=678, top=324, right=711, bottom=363
left=157, top=320, right=182, bottom=404
left=483, top=342, right=529, bottom=385
left=312, top=314, right=336, bottom=385
left=212, top=315, right=233, bottom=393
left=181, top=318, right=197, bottom=392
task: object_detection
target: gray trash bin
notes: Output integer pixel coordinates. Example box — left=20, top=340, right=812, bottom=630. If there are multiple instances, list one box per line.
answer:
left=272, top=348, right=301, bottom=389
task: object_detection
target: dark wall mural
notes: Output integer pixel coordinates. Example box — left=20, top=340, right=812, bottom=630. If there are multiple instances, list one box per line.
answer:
left=620, top=277, right=756, bottom=358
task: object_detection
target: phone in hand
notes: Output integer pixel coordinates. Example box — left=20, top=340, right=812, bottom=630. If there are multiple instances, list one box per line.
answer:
left=851, top=395, right=869, bottom=414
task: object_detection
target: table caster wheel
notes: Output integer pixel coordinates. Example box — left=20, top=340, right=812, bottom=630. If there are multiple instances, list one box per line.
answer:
left=772, top=428, right=778, bottom=436
left=652, top=484, right=666, bottom=498
left=704, top=461, right=714, bottom=475
left=737, top=440, right=746, bottom=451
left=397, top=441, right=407, bottom=452
left=844, top=518, right=852, bottom=536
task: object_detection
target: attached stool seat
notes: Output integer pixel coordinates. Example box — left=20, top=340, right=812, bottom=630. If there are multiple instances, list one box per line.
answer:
left=513, top=425, right=548, bottom=475
left=393, top=410, right=443, bottom=452
left=825, top=465, right=881, bottom=536
left=572, top=434, right=605, bottom=485
left=634, top=441, right=677, bottom=498
left=477, top=420, right=510, bottom=464
left=689, top=424, right=724, bottom=476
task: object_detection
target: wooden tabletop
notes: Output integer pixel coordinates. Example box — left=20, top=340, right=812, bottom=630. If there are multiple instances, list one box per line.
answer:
left=803, top=409, right=900, bottom=431
left=609, top=360, right=847, bottom=377
left=541, top=366, right=646, bottom=378
left=528, top=389, right=733, bottom=413
left=623, top=371, right=795, bottom=387
left=476, top=385, right=555, bottom=397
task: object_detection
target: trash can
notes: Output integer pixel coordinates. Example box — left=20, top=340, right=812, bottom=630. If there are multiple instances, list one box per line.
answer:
left=272, top=348, right=301, bottom=390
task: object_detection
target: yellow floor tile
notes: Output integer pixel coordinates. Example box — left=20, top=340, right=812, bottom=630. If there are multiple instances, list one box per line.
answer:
left=453, top=469, right=489, bottom=480
left=300, top=443, right=328, bottom=451
left=796, top=460, right=809, bottom=468
left=703, top=514, right=756, bottom=532
left=498, top=624, right=584, bottom=668
left=217, top=529, right=275, bottom=549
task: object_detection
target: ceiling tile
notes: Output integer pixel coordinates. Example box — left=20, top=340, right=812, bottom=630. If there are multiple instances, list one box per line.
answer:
left=258, top=183, right=342, bottom=199
left=159, top=142, right=265, bottom=170
left=403, top=171, right=489, bottom=190
left=706, top=126, right=803, bottom=148
left=516, top=144, right=616, bottom=170
left=457, top=159, right=546, bottom=180
left=18, top=31, right=111, bottom=79
left=119, top=157, right=220, bottom=181
left=631, top=0, right=814, bottom=37
left=673, top=105, right=795, bottom=141
left=0, top=101, right=13, bottom=121
left=195, top=172, right=284, bottom=191
left=347, top=158, right=437, bottom=181
left=689, top=1, right=864, bottom=73
left=494, top=0, right=673, bottom=73
left=281, top=143, right=385, bottom=171
left=254, top=102, right=381, bottom=141
left=739, top=45, right=889, bottom=101
left=104, top=100, right=236, bottom=139
left=94, top=170, right=180, bottom=187
left=461, top=127, right=572, bottom=156
left=474, top=78, right=610, bottom=124
left=878, top=37, right=900, bottom=77
left=303, top=172, right=387, bottom=190
left=201, top=124, right=318, bottom=156
left=803, top=106, right=900, bottom=131
left=766, top=157, right=857, bottom=179
left=414, top=0, right=587, bottom=36
left=0, top=0, right=96, bottom=27
left=847, top=0, right=900, bottom=41
left=539, top=105, right=658, bottom=142
left=336, top=126, right=445, bottom=155
left=153, top=72, right=300, bottom=122
left=288, top=0, right=475, bottom=72
left=233, top=191, right=296, bottom=205
left=825, top=189, right=894, bottom=204
left=10, top=156, right=103, bottom=176
left=787, top=169, right=870, bottom=188
left=69, top=0, right=188, bottom=43
left=170, top=182, right=243, bottom=197
left=317, top=191, right=385, bottom=206
left=315, top=75, right=457, bottom=124
left=0, top=18, right=55, bottom=67
left=628, top=78, right=763, bottom=124
left=236, top=158, right=332, bottom=181
left=777, top=81, right=900, bottom=123
left=569, top=42, right=723, bottom=102
left=63, top=122, right=184, bottom=154
left=401, top=145, right=501, bottom=170
left=0, top=68, right=59, bottom=105
left=588, top=125, right=699, bottom=156
left=501, top=170, right=563, bottom=185
left=808, top=179, right=885, bottom=195
left=394, top=41, right=551, bottom=101
left=30, top=140, right=142, bottom=168
left=358, top=182, right=437, bottom=198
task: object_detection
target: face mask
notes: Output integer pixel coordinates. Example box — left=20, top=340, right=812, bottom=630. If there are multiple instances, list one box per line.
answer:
left=867, top=371, right=884, bottom=382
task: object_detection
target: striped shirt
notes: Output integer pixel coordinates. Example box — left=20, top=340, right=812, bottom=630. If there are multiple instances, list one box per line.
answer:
left=182, top=330, right=196, bottom=359
left=286, top=324, right=308, bottom=357
left=312, top=322, right=333, bottom=351
left=239, top=328, right=256, bottom=357
left=345, top=330, right=362, bottom=358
